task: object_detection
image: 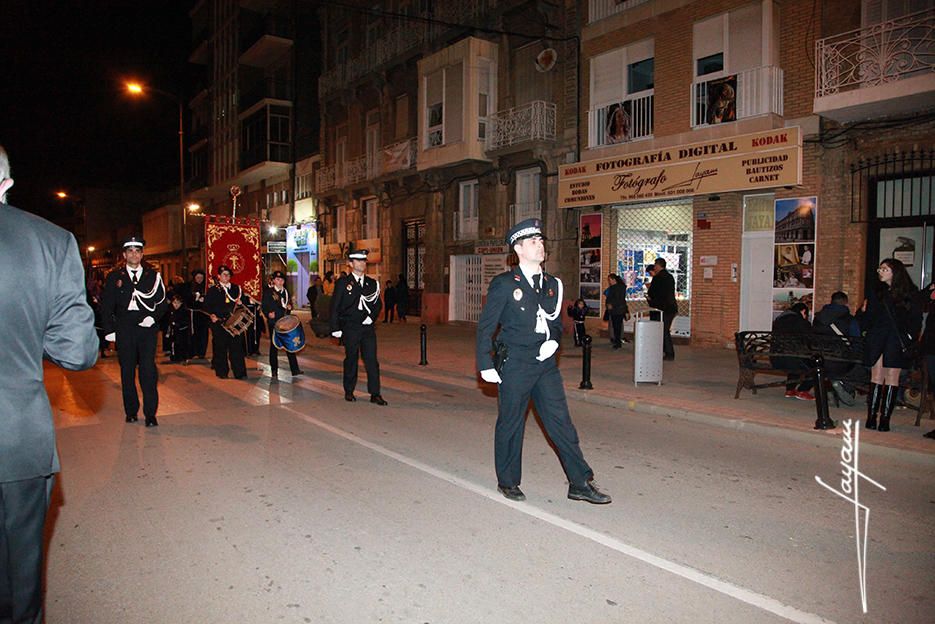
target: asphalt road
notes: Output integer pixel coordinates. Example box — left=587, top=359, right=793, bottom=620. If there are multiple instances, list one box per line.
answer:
left=42, top=347, right=934, bottom=623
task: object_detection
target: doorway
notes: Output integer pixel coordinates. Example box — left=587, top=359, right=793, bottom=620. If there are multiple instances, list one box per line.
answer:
left=403, top=218, right=425, bottom=315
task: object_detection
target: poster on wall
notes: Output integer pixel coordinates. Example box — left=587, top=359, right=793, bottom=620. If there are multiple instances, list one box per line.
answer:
left=579, top=213, right=602, bottom=316
left=772, top=197, right=817, bottom=319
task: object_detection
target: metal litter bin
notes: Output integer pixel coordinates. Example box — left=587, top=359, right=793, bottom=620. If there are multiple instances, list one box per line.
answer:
left=634, top=313, right=663, bottom=385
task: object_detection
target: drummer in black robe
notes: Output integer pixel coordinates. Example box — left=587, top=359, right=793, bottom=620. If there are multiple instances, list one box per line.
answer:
left=262, top=270, right=302, bottom=379
left=204, top=265, right=248, bottom=379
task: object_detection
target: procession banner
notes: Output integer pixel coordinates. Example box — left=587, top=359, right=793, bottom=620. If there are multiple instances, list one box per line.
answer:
left=559, top=127, right=802, bottom=207
left=205, top=216, right=262, bottom=300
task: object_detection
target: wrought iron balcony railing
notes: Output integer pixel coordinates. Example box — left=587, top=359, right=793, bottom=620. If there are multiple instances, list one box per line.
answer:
left=588, top=91, right=654, bottom=148
left=486, top=101, right=557, bottom=152
left=690, top=66, right=783, bottom=128
left=815, top=8, right=935, bottom=97
left=588, top=0, right=652, bottom=24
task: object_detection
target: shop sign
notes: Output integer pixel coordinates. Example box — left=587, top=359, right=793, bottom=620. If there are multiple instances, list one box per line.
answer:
left=559, top=127, right=802, bottom=207
left=355, top=238, right=382, bottom=263
left=322, top=243, right=345, bottom=261
left=476, top=242, right=508, bottom=255
left=267, top=241, right=287, bottom=254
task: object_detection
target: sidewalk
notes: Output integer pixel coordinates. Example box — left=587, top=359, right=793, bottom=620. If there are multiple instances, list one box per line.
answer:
left=290, top=310, right=935, bottom=460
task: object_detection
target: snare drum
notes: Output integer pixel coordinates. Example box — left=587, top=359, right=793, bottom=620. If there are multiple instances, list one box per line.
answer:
left=272, top=314, right=307, bottom=352
left=223, top=304, right=255, bottom=337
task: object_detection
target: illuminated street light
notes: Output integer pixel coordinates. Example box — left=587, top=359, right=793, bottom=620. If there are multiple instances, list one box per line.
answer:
left=187, top=202, right=201, bottom=213
left=87, top=246, right=95, bottom=252
left=56, top=191, right=68, bottom=199
left=268, top=225, right=279, bottom=234
left=125, top=82, right=144, bottom=94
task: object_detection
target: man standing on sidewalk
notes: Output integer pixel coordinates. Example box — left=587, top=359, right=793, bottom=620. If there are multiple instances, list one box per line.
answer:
left=476, top=219, right=611, bottom=505
left=330, top=250, right=387, bottom=405
left=648, top=257, right=678, bottom=360
left=0, top=146, right=98, bottom=623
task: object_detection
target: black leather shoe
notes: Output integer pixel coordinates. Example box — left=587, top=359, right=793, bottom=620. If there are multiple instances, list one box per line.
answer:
left=292, top=370, right=303, bottom=376
left=125, top=414, right=138, bottom=423
left=497, top=485, right=526, bottom=501
left=270, top=371, right=278, bottom=379
left=345, top=393, right=356, bottom=402
left=663, top=354, right=675, bottom=361
left=568, top=482, right=612, bottom=504
left=144, top=417, right=158, bottom=428
left=370, top=394, right=388, bottom=406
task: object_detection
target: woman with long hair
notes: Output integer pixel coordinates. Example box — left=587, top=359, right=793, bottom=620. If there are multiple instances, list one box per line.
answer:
left=861, top=258, right=922, bottom=431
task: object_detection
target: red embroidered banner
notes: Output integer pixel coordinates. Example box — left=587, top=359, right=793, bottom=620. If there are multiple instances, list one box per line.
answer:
left=204, top=216, right=262, bottom=300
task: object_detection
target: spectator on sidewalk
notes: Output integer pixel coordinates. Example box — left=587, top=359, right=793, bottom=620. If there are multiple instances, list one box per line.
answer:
left=1, top=145, right=99, bottom=623
left=396, top=274, right=410, bottom=322
left=322, top=270, right=336, bottom=296
left=567, top=298, right=589, bottom=347
left=383, top=280, right=396, bottom=323
left=771, top=302, right=816, bottom=401
left=647, top=258, right=678, bottom=360
left=307, top=275, right=321, bottom=319
left=605, top=274, right=630, bottom=349
left=813, top=291, right=861, bottom=405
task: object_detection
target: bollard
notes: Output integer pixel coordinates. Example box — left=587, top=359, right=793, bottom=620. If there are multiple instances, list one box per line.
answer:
left=419, top=324, right=428, bottom=366
left=812, top=354, right=836, bottom=430
left=579, top=334, right=594, bottom=390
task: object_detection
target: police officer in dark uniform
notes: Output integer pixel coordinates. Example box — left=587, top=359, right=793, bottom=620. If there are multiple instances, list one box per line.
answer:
left=204, top=265, right=248, bottom=379
left=330, top=250, right=387, bottom=405
left=101, top=236, right=168, bottom=427
left=186, top=269, right=209, bottom=359
left=263, top=270, right=303, bottom=379
left=476, top=219, right=611, bottom=504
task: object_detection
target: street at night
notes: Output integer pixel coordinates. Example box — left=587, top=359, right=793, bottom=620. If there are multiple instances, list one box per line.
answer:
left=42, top=325, right=934, bottom=623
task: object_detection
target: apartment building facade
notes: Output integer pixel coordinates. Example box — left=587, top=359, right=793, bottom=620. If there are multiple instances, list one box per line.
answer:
left=562, top=0, right=934, bottom=347
left=315, top=0, right=581, bottom=322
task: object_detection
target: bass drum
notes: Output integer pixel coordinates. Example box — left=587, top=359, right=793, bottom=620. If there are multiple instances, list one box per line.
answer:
left=272, top=314, right=307, bottom=353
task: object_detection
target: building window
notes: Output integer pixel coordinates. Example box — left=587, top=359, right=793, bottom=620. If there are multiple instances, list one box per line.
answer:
left=426, top=69, right=444, bottom=148
left=513, top=168, right=541, bottom=225
left=589, top=39, right=655, bottom=147
left=395, top=94, right=409, bottom=139
left=336, top=205, right=346, bottom=243
left=478, top=61, right=491, bottom=140
left=696, top=53, right=724, bottom=77
left=362, top=197, right=379, bottom=240
left=457, top=180, right=478, bottom=240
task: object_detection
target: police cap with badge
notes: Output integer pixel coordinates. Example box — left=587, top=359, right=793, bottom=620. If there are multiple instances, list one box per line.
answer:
left=123, top=235, right=145, bottom=249
left=271, top=270, right=286, bottom=280
left=348, top=249, right=369, bottom=261
left=506, top=219, right=546, bottom=246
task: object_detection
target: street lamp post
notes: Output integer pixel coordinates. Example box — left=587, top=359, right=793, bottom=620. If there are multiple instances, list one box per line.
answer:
left=85, top=246, right=95, bottom=278
left=126, top=82, right=188, bottom=277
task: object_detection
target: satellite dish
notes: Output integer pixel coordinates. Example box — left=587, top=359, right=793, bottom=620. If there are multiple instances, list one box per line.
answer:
left=535, top=48, right=557, bottom=72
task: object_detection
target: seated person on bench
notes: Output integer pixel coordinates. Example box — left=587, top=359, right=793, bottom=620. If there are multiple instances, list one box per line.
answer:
left=813, top=291, right=861, bottom=405
left=771, top=302, right=815, bottom=401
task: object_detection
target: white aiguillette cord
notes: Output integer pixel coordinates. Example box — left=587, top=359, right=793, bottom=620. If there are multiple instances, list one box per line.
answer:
left=356, top=277, right=380, bottom=316
left=127, top=271, right=166, bottom=312
left=534, top=275, right=563, bottom=341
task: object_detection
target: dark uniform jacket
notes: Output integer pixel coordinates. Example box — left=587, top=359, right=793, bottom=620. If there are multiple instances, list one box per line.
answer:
left=647, top=268, right=678, bottom=314
left=262, top=287, right=292, bottom=324
left=476, top=268, right=563, bottom=371
left=101, top=264, right=168, bottom=336
left=0, top=203, right=98, bottom=482
left=329, top=274, right=382, bottom=333
left=185, top=279, right=207, bottom=310
left=204, top=283, right=244, bottom=320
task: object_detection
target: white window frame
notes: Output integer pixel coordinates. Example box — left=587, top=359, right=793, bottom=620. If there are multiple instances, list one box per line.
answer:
left=477, top=60, right=491, bottom=141
left=693, top=13, right=729, bottom=80
left=425, top=69, right=445, bottom=149
left=457, top=180, right=479, bottom=240
left=588, top=39, right=654, bottom=148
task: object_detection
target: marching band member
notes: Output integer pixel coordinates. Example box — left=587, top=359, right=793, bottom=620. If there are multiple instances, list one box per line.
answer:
left=330, top=250, right=386, bottom=405
left=101, top=236, right=168, bottom=427
left=186, top=269, right=209, bottom=359
left=204, top=265, right=248, bottom=379
left=262, top=270, right=302, bottom=379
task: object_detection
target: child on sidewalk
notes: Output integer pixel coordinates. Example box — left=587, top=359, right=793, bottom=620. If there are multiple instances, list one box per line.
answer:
left=166, top=294, right=191, bottom=363
left=567, top=298, right=589, bottom=347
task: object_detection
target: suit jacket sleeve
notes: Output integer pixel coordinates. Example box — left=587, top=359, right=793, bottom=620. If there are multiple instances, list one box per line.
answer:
left=476, top=275, right=509, bottom=371
left=44, top=234, right=98, bottom=370
left=329, top=282, right=344, bottom=332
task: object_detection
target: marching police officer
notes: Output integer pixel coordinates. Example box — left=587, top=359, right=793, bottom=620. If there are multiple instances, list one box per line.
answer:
left=476, top=219, right=611, bottom=504
left=330, top=250, right=387, bottom=405
left=262, top=270, right=302, bottom=379
left=101, top=236, right=168, bottom=427
left=204, top=265, right=248, bottom=379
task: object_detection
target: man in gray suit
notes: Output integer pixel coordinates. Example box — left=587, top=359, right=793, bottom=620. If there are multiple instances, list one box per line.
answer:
left=0, top=146, right=98, bottom=623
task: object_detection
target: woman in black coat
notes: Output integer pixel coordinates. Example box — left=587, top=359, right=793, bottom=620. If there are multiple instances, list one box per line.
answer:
left=860, top=257, right=921, bottom=432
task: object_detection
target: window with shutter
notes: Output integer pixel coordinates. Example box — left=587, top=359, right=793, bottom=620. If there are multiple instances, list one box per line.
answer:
left=425, top=70, right=444, bottom=148
left=445, top=62, right=463, bottom=145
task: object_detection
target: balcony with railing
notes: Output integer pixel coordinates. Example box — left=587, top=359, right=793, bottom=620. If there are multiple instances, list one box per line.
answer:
left=239, top=78, right=293, bottom=114
left=814, top=8, right=935, bottom=123
left=486, top=101, right=557, bottom=154
left=690, top=66, right=783, bottom=128
left=240, top=14, right=294, bottom=67
left=588, top=0, right=652, bottom=24
left=381, top=138, right=418, bottom=175
left=509, top=201, right=542, bottom=226
left=319, top=0, right=498, bottom=99
left=587, top=91, right=654, bottom=148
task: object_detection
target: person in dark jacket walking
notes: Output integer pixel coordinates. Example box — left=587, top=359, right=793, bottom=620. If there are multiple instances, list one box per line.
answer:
left=605, top=274, right=630, bottom=349
left=395, top=274, right=410, bottom=322
left=771, top=302, right=815, bottom=400
left=860, top=258, right=921, bottom=432
left=647, top=257, right=678, bottom=360
left=383, top=280, right=396, bottom=323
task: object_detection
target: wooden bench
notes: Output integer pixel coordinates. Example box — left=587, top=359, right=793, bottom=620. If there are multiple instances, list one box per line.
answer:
left=734, top=331, right=865, bottom=400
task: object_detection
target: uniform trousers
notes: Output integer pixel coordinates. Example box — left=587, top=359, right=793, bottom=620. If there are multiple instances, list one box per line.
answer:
left=269, top=337, right=299, bottom=375
left=495, top=356, right=593, bottom=489
left=341, top=326, right=380, bottom=395
left=211, top=325, right=247, bottom=378
left=191, top=314, right=209, bottom=358
left=116, top=326, right=159, bottom=419
left=0, top=476, right=53, bottom=624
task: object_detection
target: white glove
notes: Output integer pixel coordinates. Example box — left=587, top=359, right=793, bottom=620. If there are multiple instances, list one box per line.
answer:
left=480, top=368, right=502, bottom=384
left=104, top=332, right=116, bottom=342
left=138, top=316, right=155, bottom=328
left=536, top=340, right=559, bottom=362
left=331, top=331, right=343, bottom=338
left=362, top=316, right=373, bottom=325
